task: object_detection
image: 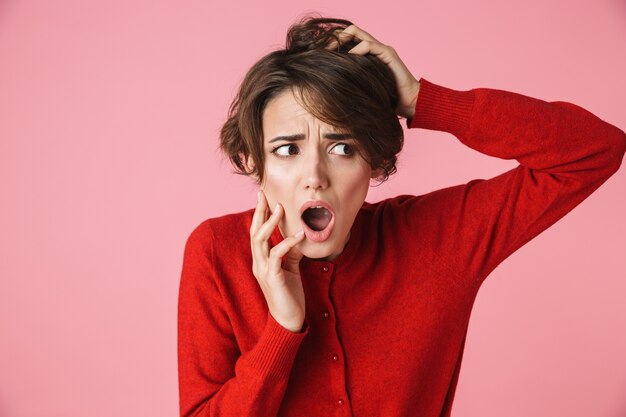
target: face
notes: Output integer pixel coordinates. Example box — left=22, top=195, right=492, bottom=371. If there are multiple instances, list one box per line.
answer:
left=247, top=88, right=380, bottom=261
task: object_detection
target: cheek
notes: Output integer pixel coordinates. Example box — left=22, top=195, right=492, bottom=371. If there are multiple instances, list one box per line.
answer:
left=262, top=157, right=291, bottom=182
left=263, top=166, right=290, bottom=193
left=343, top=165, right=371, bottom=192
left=337, top=168, right=371, bottom=217
left=262, top=165, right=295, bottom=210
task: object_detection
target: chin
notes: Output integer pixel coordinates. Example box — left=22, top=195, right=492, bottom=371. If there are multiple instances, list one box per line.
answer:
left=297, top=239, right=336, bottom=261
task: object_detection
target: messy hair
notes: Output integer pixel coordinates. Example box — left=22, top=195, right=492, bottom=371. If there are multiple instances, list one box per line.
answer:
left=219, top=14, right=404, bottom=186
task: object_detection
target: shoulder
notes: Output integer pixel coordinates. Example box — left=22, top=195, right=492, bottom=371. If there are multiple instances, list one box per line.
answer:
left=360, top=192, right=433, bottom=221
left=366, top=184, right=467, bottom=219
left=184, top=207, right=255, bottom=257
left=360, top=185, right=467, bottom=246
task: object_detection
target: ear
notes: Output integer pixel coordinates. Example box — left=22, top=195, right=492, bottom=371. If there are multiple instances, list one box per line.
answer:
left=240, top=153, right=263, bottom=185
left=370, top=167, right=385, bottom=179
left=239, top=152, right=255, bottom=172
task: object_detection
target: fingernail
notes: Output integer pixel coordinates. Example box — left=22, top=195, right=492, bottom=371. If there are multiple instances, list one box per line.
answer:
left=273, top=203, right=280, bottom=214
left=295, top=230, right=304, bottom=237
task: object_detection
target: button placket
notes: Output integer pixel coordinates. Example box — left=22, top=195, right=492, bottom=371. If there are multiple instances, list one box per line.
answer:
left=313, top=261, right=348, bottom=411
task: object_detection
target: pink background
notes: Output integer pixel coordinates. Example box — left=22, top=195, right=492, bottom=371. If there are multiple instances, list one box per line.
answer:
left=1, top=1, right=625, bottom=416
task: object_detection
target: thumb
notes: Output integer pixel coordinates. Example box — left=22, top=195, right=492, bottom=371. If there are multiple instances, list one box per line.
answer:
left=282, top=245, right=304, bottom=274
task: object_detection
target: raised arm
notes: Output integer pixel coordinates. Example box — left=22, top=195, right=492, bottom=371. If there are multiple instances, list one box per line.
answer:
left=177, top=223, right=309, bottom=417
left=399, top=78, right=626, bottom=286
left=334, top=23, right=625, bottom=286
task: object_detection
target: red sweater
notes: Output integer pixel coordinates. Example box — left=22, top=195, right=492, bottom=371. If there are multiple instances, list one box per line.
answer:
left=177, top=78, right=625, bottom=417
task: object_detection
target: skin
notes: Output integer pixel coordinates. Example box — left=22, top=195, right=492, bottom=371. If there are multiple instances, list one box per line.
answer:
left=247, top=23, right=420, bottom=332
left=246, top=90, right=381, bottom=333
left=249, top=87, right=382, bottom=262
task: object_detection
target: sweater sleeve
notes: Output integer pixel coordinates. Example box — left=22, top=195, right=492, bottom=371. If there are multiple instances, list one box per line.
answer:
left=403, top=77, right=626, bottom=286
left=177, top=223, right=309, bottom=417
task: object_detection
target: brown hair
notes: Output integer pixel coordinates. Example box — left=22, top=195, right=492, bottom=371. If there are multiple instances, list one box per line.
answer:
left=219, top=14, right=404, bottom=186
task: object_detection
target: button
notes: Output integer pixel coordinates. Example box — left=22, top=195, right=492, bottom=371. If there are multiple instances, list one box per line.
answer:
left=322, top=265, right=329, bottom=272
left=332, top=354, right=339, bottom=361
left=338, top=399, right=344, bottom=406
left=322, top=311, right=330, bottom=319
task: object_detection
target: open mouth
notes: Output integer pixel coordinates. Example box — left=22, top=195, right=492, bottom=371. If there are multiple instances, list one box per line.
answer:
left=301, top=206, right=333, bottom=231
left=300, top=202, right=335, bottom=243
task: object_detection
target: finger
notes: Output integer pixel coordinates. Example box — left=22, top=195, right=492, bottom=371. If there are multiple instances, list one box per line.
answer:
left=341, top=24, right=379, bottom=43
left=347, top=39, right=392, bottom=61
left=324, top=28, right=342, bottom=50
left=325, top=29, right=357, bottom=51
left=250, top=190, right=271, bottom=273
left=325, top=25, right=372, bottom=51
left=251, top=202, right=283, bottom=269
left=282, top=241, right=304, bottom=274
left=256, top=202, right=282, bottom=241
left=268, top=231, right=305, bottom=274
left=250, top=189, right=268, bottom=237
left=325, top=38, right=338, bottom=51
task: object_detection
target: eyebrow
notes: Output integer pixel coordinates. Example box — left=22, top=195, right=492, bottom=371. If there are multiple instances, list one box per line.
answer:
left=268, top=133, right=354, bottom=143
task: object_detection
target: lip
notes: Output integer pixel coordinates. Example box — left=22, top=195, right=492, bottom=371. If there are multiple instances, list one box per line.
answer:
left=299, top=200, right=336, bottom=243
left=299, top=199, right=335, bottom=218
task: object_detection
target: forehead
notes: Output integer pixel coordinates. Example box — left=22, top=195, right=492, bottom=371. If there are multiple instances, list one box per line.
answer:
left=264, top=89, right=311, bottom=121
left=262, top=89, right=335, bottom=135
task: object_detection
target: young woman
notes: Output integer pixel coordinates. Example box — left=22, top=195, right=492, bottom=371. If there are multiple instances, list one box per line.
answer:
left=177, top=16, right=625, bottom=417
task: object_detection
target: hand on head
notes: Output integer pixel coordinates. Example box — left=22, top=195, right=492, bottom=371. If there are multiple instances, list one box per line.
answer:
left=326, top=24, right=421, bottom=120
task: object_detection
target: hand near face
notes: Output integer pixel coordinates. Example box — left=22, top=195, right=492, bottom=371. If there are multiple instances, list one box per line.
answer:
left=250, top=190, right=307, bottom=333
left=326, top=24, right=421, bottom=121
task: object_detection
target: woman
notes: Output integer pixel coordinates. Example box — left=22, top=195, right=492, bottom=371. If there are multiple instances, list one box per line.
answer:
left=177, top=16, right=625, bottom=417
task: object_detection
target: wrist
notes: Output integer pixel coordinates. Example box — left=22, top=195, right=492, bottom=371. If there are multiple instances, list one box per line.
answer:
left=285, top=321, right=305, bottom=333
left=404, top=80, right=420, bottom=121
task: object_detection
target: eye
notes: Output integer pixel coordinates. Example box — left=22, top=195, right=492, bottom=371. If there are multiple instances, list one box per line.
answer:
left=269, top=142, right=356, bottom=158
left=271, top=144, right=299, bottom=157
left=331, top=143, right=354, bottom=156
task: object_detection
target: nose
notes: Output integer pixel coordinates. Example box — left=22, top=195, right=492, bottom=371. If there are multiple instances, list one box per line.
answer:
left=301, top=145, right=329, bottom=190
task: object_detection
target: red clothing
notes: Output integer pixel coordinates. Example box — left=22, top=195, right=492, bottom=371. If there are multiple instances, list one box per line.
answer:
left=177, top=78, right=625, bottom=417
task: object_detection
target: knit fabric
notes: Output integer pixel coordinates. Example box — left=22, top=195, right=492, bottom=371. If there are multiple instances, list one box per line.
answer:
left=177, top=78, right=626, bottom=417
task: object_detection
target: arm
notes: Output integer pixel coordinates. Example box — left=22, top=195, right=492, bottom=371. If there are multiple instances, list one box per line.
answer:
left=177, top=223, right=309, bottom=417
left=402, top=77, right=626, bottom=286
left=331, top=25, right=625, bottom=285
left=331, top=25, right=626, bottom=283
